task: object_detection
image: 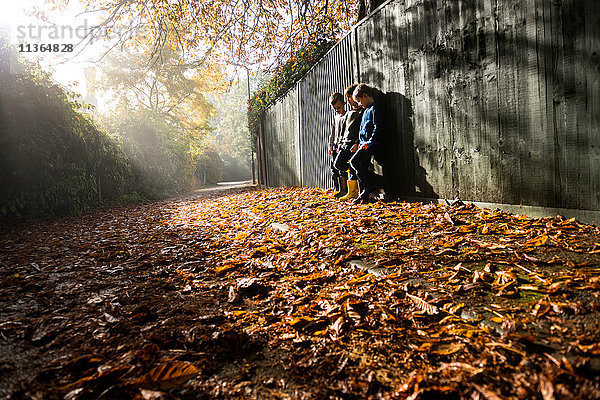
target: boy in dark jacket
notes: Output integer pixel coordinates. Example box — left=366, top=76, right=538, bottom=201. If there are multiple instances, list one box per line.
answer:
left=349, top=83, right=384, bottom=203
left=336, top=84, right=363, bottom=201
left=328, top=92, right=346, bottom=196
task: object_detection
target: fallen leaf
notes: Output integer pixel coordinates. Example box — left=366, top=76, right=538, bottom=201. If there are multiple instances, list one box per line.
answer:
left=539, top=374, right=555, bottom=400
left=134, top=362, right=199, bottom=390
left=431, top=342, right=464, bottom=355
left=407, top=294, right=439, bottom=315
left=525, top=235, right=548, bottom=247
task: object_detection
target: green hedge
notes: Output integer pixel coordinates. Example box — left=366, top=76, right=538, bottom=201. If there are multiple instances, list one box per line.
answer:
left=0, top=62, right=133, bottom=218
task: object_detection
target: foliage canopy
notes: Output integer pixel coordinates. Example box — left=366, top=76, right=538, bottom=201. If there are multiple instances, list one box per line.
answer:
left=51, top=0, right=360, bottom=68
left=98, top=49, right=222, bottom=136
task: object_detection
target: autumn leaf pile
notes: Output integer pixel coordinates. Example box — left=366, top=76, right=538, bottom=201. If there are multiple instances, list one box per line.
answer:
left=1, top=186, right=599, bottom=399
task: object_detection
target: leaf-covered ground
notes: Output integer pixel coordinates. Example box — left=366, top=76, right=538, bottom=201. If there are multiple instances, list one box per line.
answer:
left=1, top=186, right=600, bottom=400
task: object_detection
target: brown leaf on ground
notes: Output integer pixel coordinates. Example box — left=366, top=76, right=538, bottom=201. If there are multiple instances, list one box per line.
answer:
left=133, top=362, right=199, bottom=390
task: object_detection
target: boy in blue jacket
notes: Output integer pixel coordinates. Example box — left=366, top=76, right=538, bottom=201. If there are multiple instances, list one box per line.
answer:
left=349, top=83, right=384, bottom=203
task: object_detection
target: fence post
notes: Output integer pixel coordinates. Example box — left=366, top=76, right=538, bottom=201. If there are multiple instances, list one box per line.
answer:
left=352, top=28, right=361, bottom=83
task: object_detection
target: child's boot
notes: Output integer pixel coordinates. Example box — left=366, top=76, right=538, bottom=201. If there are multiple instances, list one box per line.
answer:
left=334, top=177, right=348, bottom=198
left=339, top=180, right=358, bottom=201
left=332, top=176, right=341, bottom=195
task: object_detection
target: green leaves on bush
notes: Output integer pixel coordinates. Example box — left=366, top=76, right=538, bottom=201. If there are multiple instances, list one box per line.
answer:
left=0, top=43, right=225, bottom=219
left=247, top=39, right=334, bottom=146
left=0, top=58, right=133, bottom=218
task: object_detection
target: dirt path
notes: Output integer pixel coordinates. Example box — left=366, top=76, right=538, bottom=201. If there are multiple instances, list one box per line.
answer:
left=0, top=185, right=256, bottom=399
left=1, top=186, right=599, bottom=399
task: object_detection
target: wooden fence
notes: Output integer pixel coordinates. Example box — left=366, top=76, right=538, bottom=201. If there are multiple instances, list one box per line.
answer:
left=258, top=0, right=600, bottom=214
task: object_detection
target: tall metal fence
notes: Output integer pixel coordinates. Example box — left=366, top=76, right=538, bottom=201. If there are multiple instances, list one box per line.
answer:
left=258, top=0, right=600, bottom=214
left=262, top=86, right=300, bottom=188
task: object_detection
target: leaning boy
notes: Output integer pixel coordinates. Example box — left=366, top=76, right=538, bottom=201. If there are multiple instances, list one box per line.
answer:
left=335, top=84, right=363, bottom=200
left=328, top=92, right=346, bottom=197
left=349, top=83, right=384, bottom=203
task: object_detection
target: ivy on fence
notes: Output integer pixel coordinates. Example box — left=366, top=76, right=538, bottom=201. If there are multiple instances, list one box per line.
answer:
left=247, top=39, right=334, bottom=147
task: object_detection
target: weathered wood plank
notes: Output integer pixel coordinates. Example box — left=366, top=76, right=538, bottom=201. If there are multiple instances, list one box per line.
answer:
left=586, top=0, right=600, bottom=209
left=570, top=0, right=589, bottom=210
left=496, top=0, right=522, bottom=205
left=516, top=0, right=552, bottom=207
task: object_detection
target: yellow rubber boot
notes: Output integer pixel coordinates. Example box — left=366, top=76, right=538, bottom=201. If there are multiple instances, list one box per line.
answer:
left=339, top=180, right=358, bottom=201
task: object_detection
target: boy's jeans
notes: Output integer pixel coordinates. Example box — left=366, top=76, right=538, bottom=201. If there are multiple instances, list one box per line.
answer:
left=349, top=144, right=378, bottom=196
left=330, top=149, right=343, bottom=189
left=334, top=147, right=358, bottom=181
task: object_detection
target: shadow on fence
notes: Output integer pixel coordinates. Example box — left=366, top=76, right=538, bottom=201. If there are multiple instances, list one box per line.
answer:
left=370, top=89, right=438, bottom=200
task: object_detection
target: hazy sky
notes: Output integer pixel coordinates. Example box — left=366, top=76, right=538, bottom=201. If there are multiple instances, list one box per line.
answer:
left=1, top=0, right=254, bottom=111
left=1, top=0, right=112, bottom=100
